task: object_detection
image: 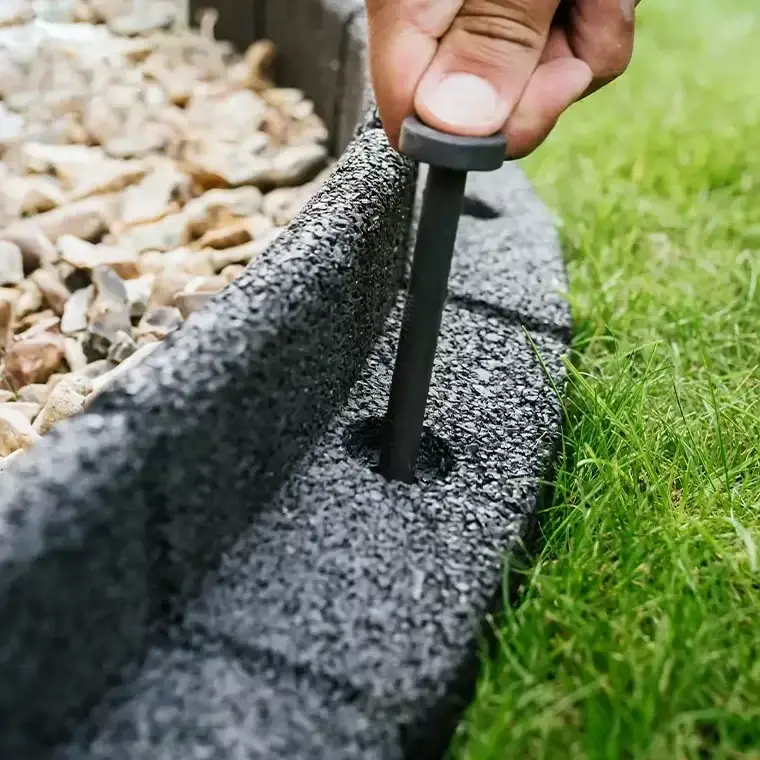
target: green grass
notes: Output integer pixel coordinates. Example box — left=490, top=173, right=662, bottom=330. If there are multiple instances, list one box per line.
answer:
left=452, top=1, right=760, bottom=758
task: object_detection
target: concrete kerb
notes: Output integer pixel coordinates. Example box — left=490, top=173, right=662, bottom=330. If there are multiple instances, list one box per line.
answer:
left=0, top=2, right=571, bottom=757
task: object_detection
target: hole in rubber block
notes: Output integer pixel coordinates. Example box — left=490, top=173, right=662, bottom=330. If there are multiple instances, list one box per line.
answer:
left=461, top=196, right=500, bottom=219
left=344, top=415, right=455, bottom=485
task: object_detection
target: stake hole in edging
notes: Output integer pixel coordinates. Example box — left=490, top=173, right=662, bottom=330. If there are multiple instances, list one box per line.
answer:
left=461, top=196, right=500, bottom=220
left=344, top=416, right=456, bottom=485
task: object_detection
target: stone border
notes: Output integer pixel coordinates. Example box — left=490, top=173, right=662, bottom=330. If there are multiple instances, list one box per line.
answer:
left=0, top=2, right=570, bottom=758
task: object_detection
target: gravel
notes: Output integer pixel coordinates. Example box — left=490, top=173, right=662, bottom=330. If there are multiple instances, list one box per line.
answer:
left=0, top=1, right=333, bottom=462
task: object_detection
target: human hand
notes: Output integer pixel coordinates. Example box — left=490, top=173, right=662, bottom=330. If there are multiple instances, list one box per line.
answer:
left=364, top=0, right=638, bottom=158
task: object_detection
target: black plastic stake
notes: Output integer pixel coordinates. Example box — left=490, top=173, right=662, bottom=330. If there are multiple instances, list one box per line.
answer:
left=378, top=116, right=506, bottom=484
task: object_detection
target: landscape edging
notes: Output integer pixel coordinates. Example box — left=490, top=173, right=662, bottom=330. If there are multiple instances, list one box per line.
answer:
left=0, top=94, right=416, bottom=760
left=0, top=3, right=572, bottom=758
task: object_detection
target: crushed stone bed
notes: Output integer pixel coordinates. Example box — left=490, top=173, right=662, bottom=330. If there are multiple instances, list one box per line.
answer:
left=0, top=1, right=333, bottom=467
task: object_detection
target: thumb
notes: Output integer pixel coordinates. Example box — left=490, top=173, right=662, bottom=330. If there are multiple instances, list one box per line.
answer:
left=414, top=0, right=561, bottom=137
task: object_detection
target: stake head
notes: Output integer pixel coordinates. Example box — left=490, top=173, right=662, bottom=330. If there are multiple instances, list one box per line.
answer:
left=399, top=116, right=507, bottom=172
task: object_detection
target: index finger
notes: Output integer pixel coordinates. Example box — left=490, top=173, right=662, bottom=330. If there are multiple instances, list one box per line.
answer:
left=365, top=0, right=463, bottom=146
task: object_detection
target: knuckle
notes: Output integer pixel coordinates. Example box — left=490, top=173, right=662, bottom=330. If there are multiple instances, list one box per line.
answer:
left=568, top=6, right=635, bottom=81
left=402, top=0, right=463, bottom=37
left=585, top=35, right=633, bottom=80
left=454, top=0, right=552, bottom=50
left=602, top=44, right=632, bottom=79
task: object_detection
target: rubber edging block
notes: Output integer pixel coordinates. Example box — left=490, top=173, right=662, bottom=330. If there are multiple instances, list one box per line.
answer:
left=0, top=109, right=416, bottom=754
left=55, top=641, right=403, bottom=760
left=451, top=169, right=572, bottom=336
left=0, top=413, right=149, bottom=759
left=63, top=299, right=567, bottom=760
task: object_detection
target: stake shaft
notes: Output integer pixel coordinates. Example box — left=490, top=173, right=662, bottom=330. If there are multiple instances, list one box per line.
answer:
left=378, top=166, right=467, bottom=483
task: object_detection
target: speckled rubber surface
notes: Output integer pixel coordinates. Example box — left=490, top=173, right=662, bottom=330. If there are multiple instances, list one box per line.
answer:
left=451, top=169, right=571, bottom=337
left=1, top=3, right=570, bottom=759
left=59, top=297, right=565, bottom=760
left=0, top=108, right=415, bottom=758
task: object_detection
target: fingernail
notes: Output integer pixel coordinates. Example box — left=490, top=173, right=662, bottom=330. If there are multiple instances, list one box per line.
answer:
left=418, top=73, right=508, bottom=134
left=619, top=0, right=635, bottom=22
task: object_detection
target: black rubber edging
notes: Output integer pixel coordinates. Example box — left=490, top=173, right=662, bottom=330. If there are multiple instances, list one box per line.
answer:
left=0, top=3, right=571, bottom=759
left=0, top=4, right=415, bottom=754
left=57, top=173, right=572, bottom=760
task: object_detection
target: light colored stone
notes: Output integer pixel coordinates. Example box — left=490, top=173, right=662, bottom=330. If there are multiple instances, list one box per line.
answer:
left=0, top=288, right=20, bottom=309
left=182, top=250, right=215, bottom=276
left=79, top=359, right=114, bottom=379
left=137, top=250, right=166, bottom=275
left=15, top=313, right=61, bottom=342
left=190, top=141, right=327, bottom=190
left=0, top=298, right=14, bottom=354
left=0, top=241, right=24, bottom=286
left=71, top=0, right=98, bottom=24
left=5, top=196, right=114, bottom=243
left=262, top=184, right=318, bottom=226
left=63, top=374, right=93, bottom=397
left=136, top=305, right=183, bottom=340
left=184, top=275, right=228, bottom=295
left=0, top=59, right=25, bottom=102
left=106, top=330, right=137, bottom=363
left=30, top=268, right=71, bottom=316
left=0, top=12, right=330, bottom=453
left=107, top=1, right=177, bottom=36
left=82, top=96, right=123, bottom=146
left=18, top=143, right=105, bottom=178
left=15, top=280, right=43, bottom=319
left=220, top=264, right=245, bottom=283
left=184, top=88, right=267, bottom=138
left=115, top=211, right=185, bottom=252
left=209, top=228, right=282, bottom=272
left=182, top=186, right=263, bottom=241
left=120, top=164, right=190, bottom=228
left=143, top=60, right=195, bottom=108
left=124, top=275, right=154, bottom=320
left=58, top=235, right=140, bottom=279
left=19, top=177, right=66, bottom=216
left=148, top=269, right=194, bottom=308
left=253, top=144, right=328, bottom=188
left=88, top=339, right=159, bottom=402
left=0, top=406, right=41, bottom=456
left=173, top=275, right=226, bottom=317
left=1, top=174, right=67, bottom=218
left=33, top=380, right=88, bottom=435
left=0, top=402, right=41, bottom=422
left=84, top=265, right=132, bottom=360
left=61, top=285, right=94, bottom=334
left=173, top=291, right=213, bottom=318
left=2, top=227, right=59, bottom=272
left=103, top=128, right=166, bottom=160
left=4, top=332, right=66, bottom=388
left=241, top=39, right=276, bottom=92
left=0, top=449, right=24, bottom=472
left=195, top=221, right=252, bottom=251
left=46, top=374, right=68, bottom=391
left=64, top=336, right=89, bottom=372
left=69, top=158, right=147, bottom=200
left=247, top=214, right=275, bottom=239
left=17, top=384, right=50, bottom=405
left=0, top=1, right=34, bottom=29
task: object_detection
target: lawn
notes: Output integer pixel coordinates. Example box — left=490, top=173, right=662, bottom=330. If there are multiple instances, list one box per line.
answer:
left=452, top=1, right=760, bottom=758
